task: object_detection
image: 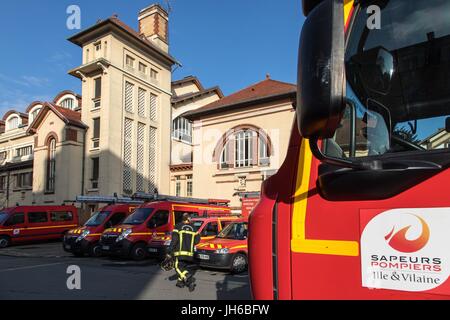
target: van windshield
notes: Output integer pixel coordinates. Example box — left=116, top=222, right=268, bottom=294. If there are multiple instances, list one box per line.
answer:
left=85, top=211, right=111, bottom=227
left=122, top=208, right=154, bottom=225
left=217, top=222, right=248, bottom=240
left=192, top=220, right=204, bottom=232
left=0, top=212, right=9, bottom=224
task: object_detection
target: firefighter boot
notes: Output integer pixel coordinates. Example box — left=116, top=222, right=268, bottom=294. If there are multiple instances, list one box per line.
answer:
left=176, top=280, right=185, bottom=288
left=186, top=276, right=196, bottom=292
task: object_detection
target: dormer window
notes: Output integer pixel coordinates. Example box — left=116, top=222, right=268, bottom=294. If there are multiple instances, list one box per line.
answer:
left=30, top=108, right=41, bottom=122
left=60, top=98, right=74, bottom=110
left=6, top=116, right=20, bottom=131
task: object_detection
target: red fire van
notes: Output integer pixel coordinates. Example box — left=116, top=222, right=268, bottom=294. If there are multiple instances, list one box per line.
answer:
left=100, top=195, right=231, bottom=260
left=63, top=203, right=139, bottom=257
left=0, top=205, right=78, bottom=248
left=195, top=219, right=248, bottom=273
left=147, top=215, right=239, bottom=258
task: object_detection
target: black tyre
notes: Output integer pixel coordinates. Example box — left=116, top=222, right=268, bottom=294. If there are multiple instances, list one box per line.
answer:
left=88, top=243, right=103, bottom=257
left=0, top=236, right=10, bottom=248
left=230, top=253, right=248, bottom=274
left=131, top=243, right=147, bottom=261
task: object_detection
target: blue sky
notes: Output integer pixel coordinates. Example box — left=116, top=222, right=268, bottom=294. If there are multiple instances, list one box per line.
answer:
left=0, top=0, right=304, bottom=114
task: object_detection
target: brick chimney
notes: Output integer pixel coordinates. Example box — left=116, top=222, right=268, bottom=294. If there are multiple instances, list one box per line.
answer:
left=138, top=4, right=169, bottom=53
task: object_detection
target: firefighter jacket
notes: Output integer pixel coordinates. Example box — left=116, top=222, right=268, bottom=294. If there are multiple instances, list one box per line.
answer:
left=168, top=222, right=201, bottom=260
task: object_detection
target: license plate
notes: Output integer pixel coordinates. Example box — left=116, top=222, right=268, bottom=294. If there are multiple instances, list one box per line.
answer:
left=65, top=245, right=71, bottom=250
left=198, top=254, right=210, bottom=260
left=102, top=245, right=110, bottom=250
left=148, top=248, right=158, bottom=253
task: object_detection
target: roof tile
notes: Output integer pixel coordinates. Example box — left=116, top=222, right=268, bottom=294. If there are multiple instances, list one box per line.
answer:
left=185, top=79, right=296, bottom=118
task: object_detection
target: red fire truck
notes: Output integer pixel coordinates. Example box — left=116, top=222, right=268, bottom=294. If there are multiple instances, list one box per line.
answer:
left=100, top=194, right=231, bottom=260
left=249, top=0, right=450, bottom=299
left=63, top=196, right=142, bottom=257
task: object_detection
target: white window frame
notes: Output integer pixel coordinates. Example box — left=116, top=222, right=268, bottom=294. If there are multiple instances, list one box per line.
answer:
left=235, top=130, right=253, bottom=168
left=6, top=115, right=20, bottom=131
left=172, top=117, right=192, bottom=143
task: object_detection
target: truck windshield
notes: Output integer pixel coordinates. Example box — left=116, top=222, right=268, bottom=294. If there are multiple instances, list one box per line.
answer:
left=85, top=211, right=111, bottom=227
left=0, top=212, right=9, bottom=224
left=122, top=208, right=154, bottom=225
left=217, top=222, right=248, bottom=240
left=327, top=0, right=450, bottom=158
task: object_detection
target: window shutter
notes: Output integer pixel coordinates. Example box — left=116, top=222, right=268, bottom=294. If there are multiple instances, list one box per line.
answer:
left=123, top=118, right=133, bottom=194
left=138, top=88, right=146, bottom=117
left=150, top=94, right=157, bottom=121
left=125, top=82, right=134, bottom=113
left=227, top=136, right=235, bottom=167
left=148, top=126, right=157, bottom=193
left=252, top=132, right=258, bottom=166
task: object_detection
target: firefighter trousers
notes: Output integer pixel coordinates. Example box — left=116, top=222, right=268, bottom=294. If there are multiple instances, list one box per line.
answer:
left=174, top=257, right=197, bottom=285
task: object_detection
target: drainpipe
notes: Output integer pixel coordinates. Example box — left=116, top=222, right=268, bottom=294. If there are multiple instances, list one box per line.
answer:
left=6, top=170, right=10, bottom=208
left=81, top=130, right=86, bottom=196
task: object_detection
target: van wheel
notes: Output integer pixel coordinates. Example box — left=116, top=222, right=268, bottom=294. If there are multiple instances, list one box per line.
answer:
left=0, top=236, right=10, bottom=248
left=131, top=243, right=147, bottom=261
left=88, top=243, right=102, bottom=257
left=230, top=253, right=248, bottom=274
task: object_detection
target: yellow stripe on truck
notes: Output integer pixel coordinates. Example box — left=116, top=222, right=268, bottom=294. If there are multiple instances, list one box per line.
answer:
left=290, top=140, right=359, bottom=256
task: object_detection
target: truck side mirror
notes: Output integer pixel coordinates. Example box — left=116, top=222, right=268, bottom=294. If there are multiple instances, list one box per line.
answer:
left=297, top=0, right=345, bottom=139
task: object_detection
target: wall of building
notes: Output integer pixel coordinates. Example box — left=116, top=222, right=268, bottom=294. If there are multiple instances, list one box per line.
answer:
left=172, top=82, right=199, bottom=97
left=32, top=111, right=84, bottom=205
left=80, top=31, right=173, bottom=198
left=191, top=99, right=295, bottom=209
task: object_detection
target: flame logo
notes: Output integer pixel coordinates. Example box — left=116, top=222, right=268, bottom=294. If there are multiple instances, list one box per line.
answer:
left=385, top=215, right=430, bottom=253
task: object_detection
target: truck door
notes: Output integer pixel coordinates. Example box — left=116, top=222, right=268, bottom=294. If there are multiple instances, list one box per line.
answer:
left=290, top=0, right=450, bottom=300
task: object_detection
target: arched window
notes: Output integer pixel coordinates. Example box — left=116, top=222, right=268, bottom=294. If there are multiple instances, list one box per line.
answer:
left=172, top=117, right=192, bottom=143
left=29, top=107, right=41, bottom=123
left=218, top=128, right=271, bottom=169
left=60, top=98, right=74, bottom=110
left=235, top=130, right=254, bottom=168
left=6, top=116, right=20, bottom=131
left=46, top=138, right=56, bottom=193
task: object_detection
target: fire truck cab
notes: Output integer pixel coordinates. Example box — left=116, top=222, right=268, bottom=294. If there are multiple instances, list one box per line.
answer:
left=100, top=194, right=231, bottom=261
left=63, top=196, right=142, bottom=257
left=249, top=0, right=450, bottom=299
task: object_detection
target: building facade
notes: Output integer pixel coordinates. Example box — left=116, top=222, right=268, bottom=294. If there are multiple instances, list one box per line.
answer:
left=170, top=76, right=223, bottom=197
left=0, top=3, right=296, bottom=216
left=181, top=77, right=296, bottom=211
left=0, top=4, right=178, bottom=219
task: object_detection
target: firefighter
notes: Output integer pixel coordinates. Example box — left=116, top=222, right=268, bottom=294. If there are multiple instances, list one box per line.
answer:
left=167, top=213, right=200, bottom=291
